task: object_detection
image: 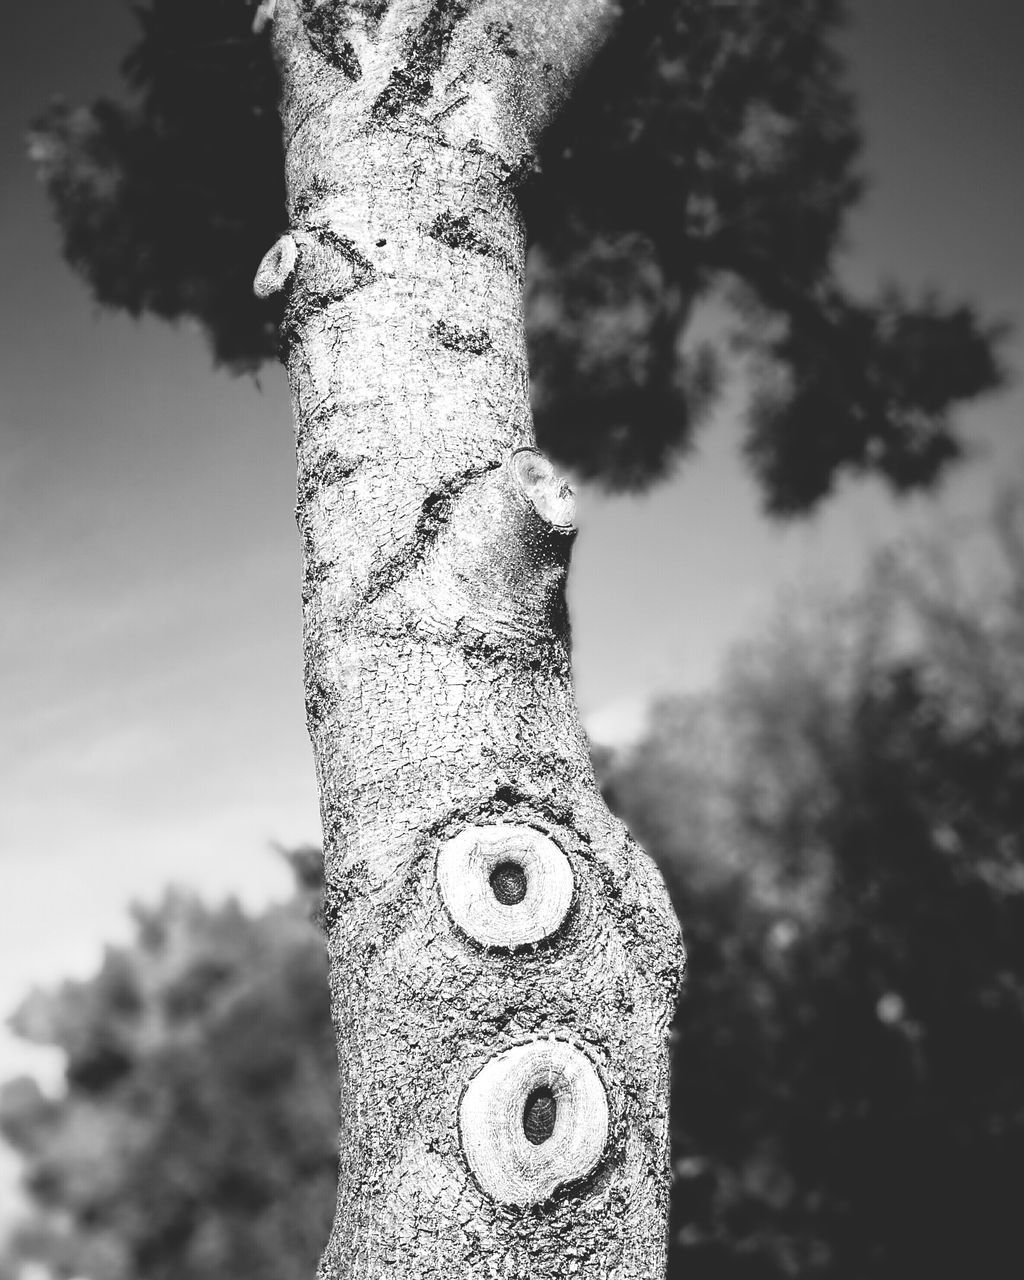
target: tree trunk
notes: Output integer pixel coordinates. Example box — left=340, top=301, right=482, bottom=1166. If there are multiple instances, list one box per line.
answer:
left=255, top=3, right=684, bottom=1276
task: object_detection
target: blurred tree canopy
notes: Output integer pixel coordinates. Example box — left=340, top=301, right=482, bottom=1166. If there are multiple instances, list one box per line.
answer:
left=0, top=851, right=335, bottom=1280
left=4, top=492, right=1024, bottom=1279
left=603, top=487, right=1024, bottom=1279
left=29, top=0, right=1005, bottom=511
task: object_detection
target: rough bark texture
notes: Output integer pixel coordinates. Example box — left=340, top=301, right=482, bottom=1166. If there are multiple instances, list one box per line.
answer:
left=258, top=2, right=685, bottom=1276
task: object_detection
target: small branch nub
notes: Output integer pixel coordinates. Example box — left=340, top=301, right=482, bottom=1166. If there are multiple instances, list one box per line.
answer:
left=254, top=235, right=298, bottom=299
left=513, top=449, right=576, bottom=529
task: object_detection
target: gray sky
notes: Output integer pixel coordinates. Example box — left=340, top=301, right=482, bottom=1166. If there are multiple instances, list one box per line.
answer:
left=1, top=0, right=1022, bottom=1096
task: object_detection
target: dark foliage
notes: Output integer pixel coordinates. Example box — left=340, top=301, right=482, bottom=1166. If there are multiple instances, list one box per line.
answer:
left=4, top=503, right=1024, bottom=1279
left=30, top=0, right=286, bottom=368
left=30, top=0, right=1006, bottom=511
left=602, top=503, right=1024, bottom=1278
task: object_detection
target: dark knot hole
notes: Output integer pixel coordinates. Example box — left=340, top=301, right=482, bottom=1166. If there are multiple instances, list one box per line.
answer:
left=489, top=860, right=527, bottom=906
left=523, top=1085, right=557, bottom=1146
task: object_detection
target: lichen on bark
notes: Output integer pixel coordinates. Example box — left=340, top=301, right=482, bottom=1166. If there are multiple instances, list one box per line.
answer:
left=257, top=2, right=684, bottom=1276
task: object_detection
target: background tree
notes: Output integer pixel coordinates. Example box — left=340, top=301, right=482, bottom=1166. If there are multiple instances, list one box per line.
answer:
left=602, top=485, right=1024, bottom=1280
left=0, top=852, right=335, bottom=1280
left=31, top=0, right=1004, bottom=512
left=5, top=492, right=1023, bottom=1280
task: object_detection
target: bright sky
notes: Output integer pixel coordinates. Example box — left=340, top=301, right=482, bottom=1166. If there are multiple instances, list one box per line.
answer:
left=1, top=0, right=1022, bottom=1109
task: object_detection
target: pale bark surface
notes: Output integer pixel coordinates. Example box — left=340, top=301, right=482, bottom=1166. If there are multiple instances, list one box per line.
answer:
left=257, top=2, right=685, bottom=1275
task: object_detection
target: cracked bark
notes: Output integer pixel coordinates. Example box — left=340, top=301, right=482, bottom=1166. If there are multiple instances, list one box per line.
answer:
left=258, top=2, right=684, bottom=1276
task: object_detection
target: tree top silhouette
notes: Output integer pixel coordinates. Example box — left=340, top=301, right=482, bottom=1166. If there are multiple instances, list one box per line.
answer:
left=30, top=0, right=1007, bottom=512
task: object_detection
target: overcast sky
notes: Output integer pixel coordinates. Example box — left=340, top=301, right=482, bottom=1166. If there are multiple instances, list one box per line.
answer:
left=1, top=0, right=1022, bottom=1100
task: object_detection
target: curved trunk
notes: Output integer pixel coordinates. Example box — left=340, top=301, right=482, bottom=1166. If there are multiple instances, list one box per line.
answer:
left=256, top=3, right=684, bottom=1277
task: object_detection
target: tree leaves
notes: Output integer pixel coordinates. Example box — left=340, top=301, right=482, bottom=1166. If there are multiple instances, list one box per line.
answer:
left=600, top=507, right=1024, bottom=1277
left=29, top=0, right=1008, bottom=510
left=740, top=285, right=1008, bottom=513
left=30, top=0, right=285, bottom=371
left=0, top=884, right=336, bottom=1280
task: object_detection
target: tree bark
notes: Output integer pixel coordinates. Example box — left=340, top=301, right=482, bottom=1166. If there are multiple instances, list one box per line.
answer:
left=256, top=2, right=684, bottom=1276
